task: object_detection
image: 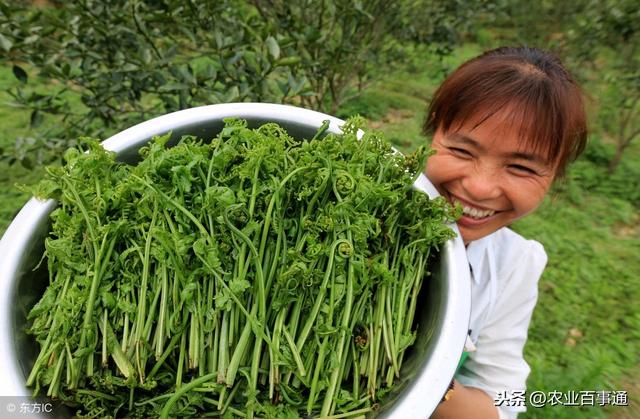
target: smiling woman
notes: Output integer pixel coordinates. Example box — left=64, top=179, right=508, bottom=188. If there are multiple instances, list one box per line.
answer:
left=427, top=108, right=556, bottom=244
left=423, top=46, right=588, bottom=418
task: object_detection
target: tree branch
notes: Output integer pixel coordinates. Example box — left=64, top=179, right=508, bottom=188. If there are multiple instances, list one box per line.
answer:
left=131, top=2, right=163, bottom=60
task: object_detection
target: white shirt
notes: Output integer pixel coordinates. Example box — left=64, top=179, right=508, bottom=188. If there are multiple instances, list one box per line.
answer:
left=455, top=227, right=547, bottom=419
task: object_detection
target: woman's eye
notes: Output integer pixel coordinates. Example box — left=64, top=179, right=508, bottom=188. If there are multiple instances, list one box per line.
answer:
left=449, top=147, right=472, bottom=157
left=509, top=164, right=537, bottom=175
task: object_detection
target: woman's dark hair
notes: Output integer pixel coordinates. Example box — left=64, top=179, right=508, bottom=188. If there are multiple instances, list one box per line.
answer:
left=424, top=46, right=587, bottom=178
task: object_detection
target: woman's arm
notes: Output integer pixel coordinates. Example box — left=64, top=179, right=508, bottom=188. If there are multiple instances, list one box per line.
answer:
left=431, top=380, right=499, bottom=419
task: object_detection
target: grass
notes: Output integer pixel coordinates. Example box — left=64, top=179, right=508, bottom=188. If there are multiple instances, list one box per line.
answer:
left=1, top=42, right=638, bottom=419
left=515, top=193, right=639, bottom=418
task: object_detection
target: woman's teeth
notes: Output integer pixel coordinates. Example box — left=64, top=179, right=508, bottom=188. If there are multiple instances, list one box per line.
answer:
left=462, top=206, right=495, bottom=219
left=452, top=199, right=496, bottom=219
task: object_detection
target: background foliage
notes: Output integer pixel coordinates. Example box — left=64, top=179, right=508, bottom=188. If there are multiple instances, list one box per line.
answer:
left=0, top=0, right=486, bottom=167
left=1, top=1, right=638, bottom=418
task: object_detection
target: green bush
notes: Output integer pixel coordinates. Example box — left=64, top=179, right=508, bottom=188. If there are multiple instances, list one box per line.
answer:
left=0, top=0, right=490, bottom=167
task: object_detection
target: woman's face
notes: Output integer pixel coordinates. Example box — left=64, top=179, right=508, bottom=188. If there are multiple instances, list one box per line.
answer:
left=425, top=110, right=557, bottom=244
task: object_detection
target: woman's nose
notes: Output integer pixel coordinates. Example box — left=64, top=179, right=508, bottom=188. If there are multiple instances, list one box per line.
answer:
left=460, top=165, right=502, bottom=201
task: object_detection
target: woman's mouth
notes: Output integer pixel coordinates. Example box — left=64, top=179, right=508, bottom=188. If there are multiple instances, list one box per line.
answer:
left=459, top=204, right=495, bottom=219
left=449, top=196, right=498, bottom=222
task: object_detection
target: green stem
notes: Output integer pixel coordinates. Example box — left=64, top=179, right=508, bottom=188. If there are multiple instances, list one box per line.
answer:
left=258, top=165, right=314, bottom=263
left=223, top=204, right=266, bottom=321
left=323, top=406, right=373, bottom=419
left=321, top=243, right=355, bottom=417
left=159, top=372, right=218, bottom=419
left=217, top=310, right=229, bottom=384
left=307, top=335, right=329, bottom=414
left=76, top=231, right=116, bottom=386
left=283, top=327, right=306, bottom=378
left=155, top=264, right=168, bottom=359
left=147, top=325, right=185, bottom=380
left=295, top=238, right=350, bottom=353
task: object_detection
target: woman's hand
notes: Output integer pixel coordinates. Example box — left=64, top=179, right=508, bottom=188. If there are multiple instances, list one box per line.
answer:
left=431, top=380, right=500, bottom=419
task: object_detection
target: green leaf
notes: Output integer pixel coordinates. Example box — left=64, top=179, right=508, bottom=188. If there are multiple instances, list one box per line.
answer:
left=141, top=48, right=152, bottom=65
left=158, top=83, right=189, bottom=92
left=0, top=3, right=11, bottom=16
left=288, top=75, right=307, bottom=95
left=23, top=34, right=39, bottom=45
left=180, top=27, right=196, bottom=44
left=13, top=65, right=28, bottom=83
left=230, top=278, right=250, bottom=294
left=275, top=56, right=301, bottom=67
left=265, top=36, right=280, bottom=60
left=122, top=63, right=139, bottom=72
left=0, top=33, right=12, bottom=52
left=177, top=65, right=196, bottom=85
left=225, top=85, right=240, bottom=102
left=226, top=51, right=243, bottom=66
left=214, top=31, right=224, bottom=49
left=30, top=110, right=43, bottom=128
left=200, top=63, right=216, bottom=80
left=21, top=157, right=34, bottom=170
